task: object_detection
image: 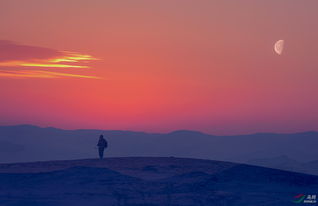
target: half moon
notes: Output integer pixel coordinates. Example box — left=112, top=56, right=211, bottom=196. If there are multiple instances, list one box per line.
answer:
left=274, top=40, right=284, bottom=55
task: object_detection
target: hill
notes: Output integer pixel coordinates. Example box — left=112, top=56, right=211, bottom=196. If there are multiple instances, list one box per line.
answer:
left=0, top=157, right=317, bottom=206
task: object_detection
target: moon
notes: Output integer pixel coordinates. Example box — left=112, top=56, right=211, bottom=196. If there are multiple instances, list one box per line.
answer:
left=274, top=40, right=284, bottom=55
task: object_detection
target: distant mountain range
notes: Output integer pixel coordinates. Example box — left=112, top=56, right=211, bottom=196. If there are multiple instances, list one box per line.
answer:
left=247, top=155, right=318, bottom=175
left=0, top=125, right=317, bottom=175
left=0, top=157, right=317, bottom=206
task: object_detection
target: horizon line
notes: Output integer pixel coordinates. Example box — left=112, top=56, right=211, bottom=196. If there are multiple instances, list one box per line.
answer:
left=0, top=124, right=317, bottom=137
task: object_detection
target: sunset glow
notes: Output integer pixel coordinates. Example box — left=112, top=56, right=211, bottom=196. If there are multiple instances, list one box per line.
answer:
left=0, top=0, right=317, bottom=135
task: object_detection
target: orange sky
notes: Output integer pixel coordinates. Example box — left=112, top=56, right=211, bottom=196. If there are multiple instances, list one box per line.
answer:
left=0, top=0, right=317, bottom=134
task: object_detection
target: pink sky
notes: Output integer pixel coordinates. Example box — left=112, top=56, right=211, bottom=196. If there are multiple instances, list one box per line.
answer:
left=0, top=0, right=317, bottom=135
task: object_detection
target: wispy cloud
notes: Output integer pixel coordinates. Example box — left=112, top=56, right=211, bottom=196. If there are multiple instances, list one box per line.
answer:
left=0, top=70, right=101, bottom=79
left=0, top=40, right=100, bottom=79
left=0, top=51, right=97, bottom=68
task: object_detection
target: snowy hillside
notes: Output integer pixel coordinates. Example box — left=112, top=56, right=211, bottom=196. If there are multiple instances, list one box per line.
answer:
left=0, top=157, right=317, bottom=206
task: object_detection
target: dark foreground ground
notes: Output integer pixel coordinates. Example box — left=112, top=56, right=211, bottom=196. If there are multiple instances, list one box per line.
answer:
left=0, top=157, right=317, bottom=206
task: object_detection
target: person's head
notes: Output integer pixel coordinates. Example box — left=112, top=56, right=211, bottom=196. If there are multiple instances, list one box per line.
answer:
left=99, top=135, right=104, bottom=139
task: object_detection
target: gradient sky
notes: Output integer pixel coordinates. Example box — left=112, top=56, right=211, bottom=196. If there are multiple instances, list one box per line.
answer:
left=0, top=0, right=317, bottom=135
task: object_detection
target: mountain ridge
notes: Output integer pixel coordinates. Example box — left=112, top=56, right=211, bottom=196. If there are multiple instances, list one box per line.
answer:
left=2, top=124, right=317, bottom=136
left=0, top=125, right=318, bottom=176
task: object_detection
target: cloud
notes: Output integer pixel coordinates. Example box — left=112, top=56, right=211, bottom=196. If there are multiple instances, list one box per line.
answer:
left=0, top=70, right=101, bottom=79
left=0, top=40, right=100, bottom=79
left=0, top=40, right=62, bottom=62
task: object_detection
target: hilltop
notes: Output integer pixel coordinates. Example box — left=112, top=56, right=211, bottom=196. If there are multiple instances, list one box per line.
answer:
left=0, top=157, right=317, bottom=206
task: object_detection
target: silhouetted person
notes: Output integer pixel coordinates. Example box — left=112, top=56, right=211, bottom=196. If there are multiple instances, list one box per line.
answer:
left=97, top=135, right=108, bottom=159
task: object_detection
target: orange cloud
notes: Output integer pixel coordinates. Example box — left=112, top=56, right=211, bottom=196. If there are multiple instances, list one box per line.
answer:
left=0, top=51, right=97, bottom=68
left=0, top=70, right=101, bottom=79
left=50, top=51, right=99, bottom=63
left=0, top=40, right=101, bottom=79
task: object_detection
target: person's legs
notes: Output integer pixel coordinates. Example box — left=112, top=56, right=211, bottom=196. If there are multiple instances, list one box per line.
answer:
left=98, top=147, right=104, bottom=159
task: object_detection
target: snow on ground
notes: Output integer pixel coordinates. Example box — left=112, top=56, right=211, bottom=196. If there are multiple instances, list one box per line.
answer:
left=0, top=157, right=317, bottom=206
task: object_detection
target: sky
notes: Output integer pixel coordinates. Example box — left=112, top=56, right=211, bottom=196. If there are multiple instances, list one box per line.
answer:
left=0, top=0, right=317, bottom=135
